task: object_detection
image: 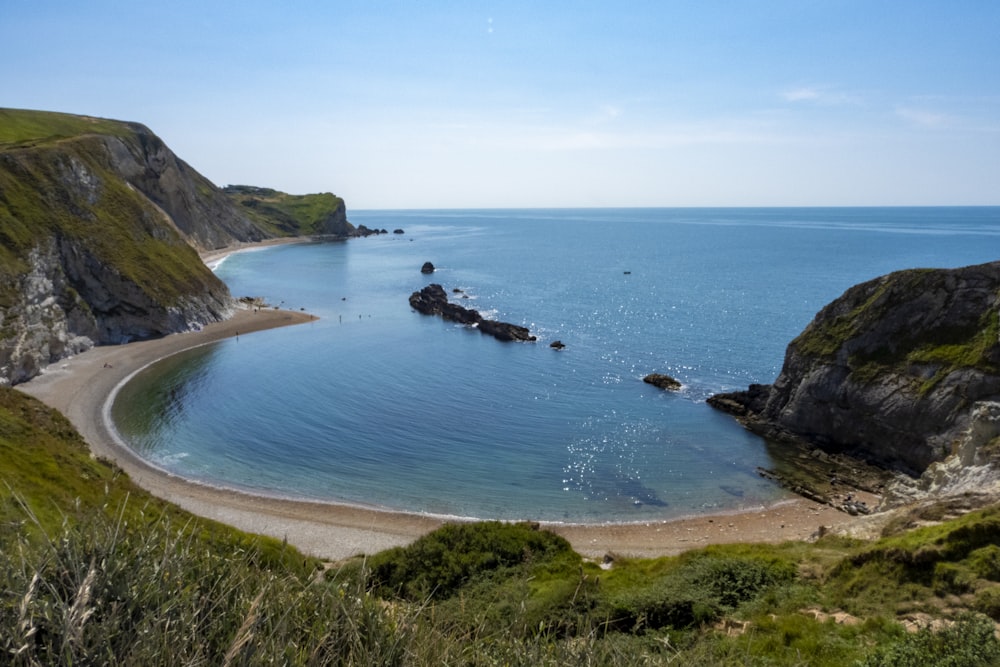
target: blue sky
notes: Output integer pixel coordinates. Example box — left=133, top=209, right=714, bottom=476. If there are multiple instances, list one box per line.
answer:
left=3, top=1, right=999, bottom=208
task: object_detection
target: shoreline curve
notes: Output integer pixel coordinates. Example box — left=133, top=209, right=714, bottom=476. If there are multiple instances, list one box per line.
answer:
left=16, top=248, right=872, bottom=561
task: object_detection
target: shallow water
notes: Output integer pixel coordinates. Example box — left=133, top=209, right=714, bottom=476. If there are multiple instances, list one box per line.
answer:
left=112, top=207, right=1000, bottom=522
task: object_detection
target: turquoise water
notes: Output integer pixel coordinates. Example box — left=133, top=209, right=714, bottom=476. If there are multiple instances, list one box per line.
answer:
left=112, top=208, right=1000, bottom=522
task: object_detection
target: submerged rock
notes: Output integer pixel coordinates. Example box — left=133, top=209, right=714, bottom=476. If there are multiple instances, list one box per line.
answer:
left=421, top=261, right=436, bottom=274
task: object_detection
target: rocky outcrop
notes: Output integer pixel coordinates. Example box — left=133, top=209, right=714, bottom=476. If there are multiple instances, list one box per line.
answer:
left=421, top=262, right=435, bottom=274
left=103, top=134, right=268, bottom=251
left=709, top=261, right=1000, bottom=477
left=643, top=373, right=681, bottom=391
left=408, top=284, right=537, bottom=342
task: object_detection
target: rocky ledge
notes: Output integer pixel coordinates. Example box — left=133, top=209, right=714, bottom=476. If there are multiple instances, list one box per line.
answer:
left=708, top=260, right=1000, bottom=509
left=408, top=284, right=536, bottom=343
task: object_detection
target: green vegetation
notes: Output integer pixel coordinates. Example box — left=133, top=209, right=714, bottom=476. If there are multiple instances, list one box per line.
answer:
left=0, top=113, right=220, bottom=311
left=224, top=184, right=349, bottom=237
left=0, top=108, right=134, bottom=148
left=3, top=385, right=1000, bottom=665
left=368, top=521, right=578, bottom=601
left=789, top=268, right=1000, bottom=393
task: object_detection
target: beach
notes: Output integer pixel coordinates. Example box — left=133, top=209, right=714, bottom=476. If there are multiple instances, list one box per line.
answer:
left=15, top=242, right=875, bottom=562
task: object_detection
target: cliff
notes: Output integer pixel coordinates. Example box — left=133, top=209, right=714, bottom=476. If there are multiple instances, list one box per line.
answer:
left=709, top=261, right=1000, bottom=479
left=223, top=185, right=350, bottom=238
left=0, top=108, right=350, bottom=385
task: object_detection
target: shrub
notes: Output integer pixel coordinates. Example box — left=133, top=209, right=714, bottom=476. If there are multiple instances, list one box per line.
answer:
left=605, top=555, right=796, bottom=631
left=857, top=613, right=1000, bottom=667
left=969, top=544, right=1000, bottom=581
left=973, top=586, right=1000, bottom=620
left=366, top=521, right=577, bottom=601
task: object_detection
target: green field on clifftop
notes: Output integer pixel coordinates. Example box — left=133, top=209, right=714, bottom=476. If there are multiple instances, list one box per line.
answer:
left=0, top=108, right=136, bottom=147
left=223, top=184, right=349, bottom=237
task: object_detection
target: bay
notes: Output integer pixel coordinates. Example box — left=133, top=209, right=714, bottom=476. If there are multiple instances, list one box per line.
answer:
left=111, top=207, right=1000, bottom=522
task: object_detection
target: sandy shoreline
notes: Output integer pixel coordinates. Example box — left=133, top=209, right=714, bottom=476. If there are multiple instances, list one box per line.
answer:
left=16, top=242, right=872, bottom=562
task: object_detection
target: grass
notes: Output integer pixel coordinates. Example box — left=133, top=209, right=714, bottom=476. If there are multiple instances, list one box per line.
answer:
left=0, top=108, right=134, bottom=148
left=0, top=129, right=221, bottom=313
left=223, top=184, right=349, bottom=237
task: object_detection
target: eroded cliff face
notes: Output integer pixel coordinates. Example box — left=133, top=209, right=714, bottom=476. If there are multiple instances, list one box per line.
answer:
left=709, top=261, right=1000, bottom=477
left=1, top=109, right=354, bottom=386
left=0, top=115, right=247, bottom=385
left=100, top=129, right=268, bottom=251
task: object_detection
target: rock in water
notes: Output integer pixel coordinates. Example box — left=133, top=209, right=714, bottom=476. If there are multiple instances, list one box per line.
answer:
left=643, top=373, right=681, bottom=390
left=421, top=261, right=436, bottom=273
left=408, top=284, right=536, bottom=342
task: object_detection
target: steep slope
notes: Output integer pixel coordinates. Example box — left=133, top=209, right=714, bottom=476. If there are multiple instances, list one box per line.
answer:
left=0, top=108, right=351, bottom=385
left=709, top=261, right=1000, bottom=476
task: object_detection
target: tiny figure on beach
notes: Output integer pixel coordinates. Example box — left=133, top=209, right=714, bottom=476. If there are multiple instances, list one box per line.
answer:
left=103, top=362, right=113, bottom=369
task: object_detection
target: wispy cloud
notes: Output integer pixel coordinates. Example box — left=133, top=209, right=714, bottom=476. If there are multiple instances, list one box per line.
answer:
left=895, top=106, right=951, bottom=128
left=781, top=85, right=861, bottom=106
left=782, top=87, right=823, bottom=103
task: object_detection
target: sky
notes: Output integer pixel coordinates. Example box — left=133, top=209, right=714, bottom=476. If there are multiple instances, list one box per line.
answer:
left=3, top=1, right=999, bottom=209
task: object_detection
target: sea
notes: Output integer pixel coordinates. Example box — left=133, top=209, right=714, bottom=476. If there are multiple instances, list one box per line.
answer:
left=111, top=207, right=1000, bottom=523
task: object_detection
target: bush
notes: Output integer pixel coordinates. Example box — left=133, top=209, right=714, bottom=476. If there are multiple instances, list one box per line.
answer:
left=366, top=521, right=577, bottom=601
left=605, top=555, right=796, bottom=631
left=973, top=586, right=1000, bottom=620
left=858, top=613, right=1000, bottom=667
left=969, top=544, right=1000, bottom=581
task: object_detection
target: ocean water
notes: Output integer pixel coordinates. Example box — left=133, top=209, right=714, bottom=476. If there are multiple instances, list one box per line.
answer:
left=111, top=208, right=1000, bottom=522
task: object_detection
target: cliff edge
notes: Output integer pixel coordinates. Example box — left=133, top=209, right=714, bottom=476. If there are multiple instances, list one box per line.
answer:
left=0, top=108, right=349, bottom=385
left=709, top=261, right=1000, bottom=489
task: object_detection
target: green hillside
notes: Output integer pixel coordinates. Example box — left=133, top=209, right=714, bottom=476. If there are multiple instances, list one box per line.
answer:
left=0, top=108, right=136, bottom=148
left=223, top=184, right=352, bottom=237
left=0, top=109, right=228, bottom=315
left=3, top=385, right=999, bottom=665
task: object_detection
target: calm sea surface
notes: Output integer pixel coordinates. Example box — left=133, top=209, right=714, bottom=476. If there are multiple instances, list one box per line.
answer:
left=112, top=208, right=1000, bottom=522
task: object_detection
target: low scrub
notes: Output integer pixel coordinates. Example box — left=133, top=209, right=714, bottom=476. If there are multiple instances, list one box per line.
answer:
left=366, top=520, right=578, bottom=601
left=858, top=613, right=1000, bottom=667
left=603, top=553, right=797, bottom=632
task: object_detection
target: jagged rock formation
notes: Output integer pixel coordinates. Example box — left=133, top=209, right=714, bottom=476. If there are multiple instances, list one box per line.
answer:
left=709, top=261, right=1000, bottom=477
left=409, top=284, right=537, bottom=342
left=0, top=108, right=350, bottom=385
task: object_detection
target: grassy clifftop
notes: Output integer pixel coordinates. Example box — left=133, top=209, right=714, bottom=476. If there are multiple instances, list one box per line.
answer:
left=3, top=384, right=1000, bottom=665
left=0, top=108, right=138, bottom=148
left=224, top=184, right=352, bottom=237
